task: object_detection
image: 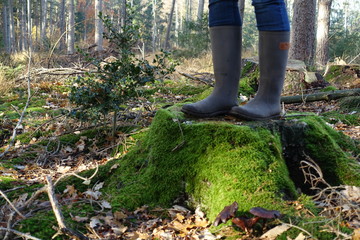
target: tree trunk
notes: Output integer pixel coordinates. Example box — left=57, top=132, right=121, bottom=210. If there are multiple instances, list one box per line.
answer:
left=67, top=0, right=75, bottom=54
left=40, top=0, right=48, bottom=49
left=20, top=0, right=27, bottom=51
left=8, top=0, right=15, bottom=53
left=95, top=0, right=104, bottom=51
left=164, top=0, right=176, bottom=50
left=59, top=0, right=66, bottom=50
left=120, top=0, right=127, bottom=28
left=197, top=0, right=204, bottom=22
left=3, top=3, right=10, bottom=53
left=152, top=0, right=158, bottom=51
left=316, top=0, right=333, bottom=67
left=289, top=0, right=316, bottom=66
left=26, top=0, right=32, bottom=52
left=238, top=0, right=245, bottom=22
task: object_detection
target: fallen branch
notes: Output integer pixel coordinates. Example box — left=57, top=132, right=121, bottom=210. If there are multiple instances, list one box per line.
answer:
left=0, top=190, right=25, bottom=218
left=281, top=88, right=360, bottom=104
left=0, top=227, right=42, bottom=240
left=178, top=71, right=215, bottom=87
left=46, top=175, right=89, bottom=240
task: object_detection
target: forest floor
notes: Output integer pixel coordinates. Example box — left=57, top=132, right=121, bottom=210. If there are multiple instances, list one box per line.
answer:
left=0, top=52, right=359, bottom=239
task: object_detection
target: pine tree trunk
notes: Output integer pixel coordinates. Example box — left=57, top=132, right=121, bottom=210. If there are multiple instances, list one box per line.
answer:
left=40, top=0, right=48, bottom=49
left=67, top=0, right=75, bottom=54
left=289, top=0, right=316, bottom=66
left=164, top=0, right=176, bottom=50
left=197, top=0, right=204, bottom=22
left=120, top=0, right=127, bottom=28
left=316, top=0, right=333, bottom=67
left=8, top=0, right=15, bottom=53
left=152, top=0, right=158, bottom=51
left=59, top=0, right=66, bottom=50
left=95, top=0, right=104, bottom=51
left=27, top=0, right=32, bottom=52
left=3, top=3, right=10, bottom=53
left=20, top=0, right=27, bottom=51
left=238, top=0, right=245, bottom=22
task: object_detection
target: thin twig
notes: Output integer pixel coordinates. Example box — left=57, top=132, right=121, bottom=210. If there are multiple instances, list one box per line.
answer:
left=0, top=227, right=42, bottom=240
left=54, top=161, right=99, bottom=186
left=280, top=220, right=316, bottom=239
left=0, top=190, right=25, bottom=218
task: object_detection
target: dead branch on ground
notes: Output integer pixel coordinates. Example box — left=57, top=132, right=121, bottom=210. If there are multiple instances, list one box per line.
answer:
left=178, top=71, right=215, bottom=87
left=0, top=227, right=42, bottom=240
left=46, top=175, right=89, bottom=240
left=281, top=88, right=360, bottom=104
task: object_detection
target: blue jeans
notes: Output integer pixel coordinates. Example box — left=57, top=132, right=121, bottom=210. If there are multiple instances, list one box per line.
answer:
left=209, top=0, right=290, bottom=31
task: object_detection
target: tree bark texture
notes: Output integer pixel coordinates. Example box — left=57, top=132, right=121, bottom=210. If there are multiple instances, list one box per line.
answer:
left=164, top=0, right=176, bottom=50
left=67, top=0, right=75, bottom=54
left=59, top=0, right=66, bottom=50
left=95, top=0, right=104, bottom=51
left=289, top=0, right=316, bottom=66
left=8, top=0, right=15, bottom=53
left=197, top=0, right=205, bottom=22
left=3, top=3, right=10, bottom=53
left=316, top=0, right=333, bottom=67
left=41, top=0, right=48, bottom=48
left=27, top=0, right=32, bottom=52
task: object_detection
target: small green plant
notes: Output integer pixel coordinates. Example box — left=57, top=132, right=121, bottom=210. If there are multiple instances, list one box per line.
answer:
left=69, top=10, right=177, bottom=135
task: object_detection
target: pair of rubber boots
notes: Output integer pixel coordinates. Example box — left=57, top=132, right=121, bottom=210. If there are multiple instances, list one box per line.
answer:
left=181, top=26, right=290, bottom=120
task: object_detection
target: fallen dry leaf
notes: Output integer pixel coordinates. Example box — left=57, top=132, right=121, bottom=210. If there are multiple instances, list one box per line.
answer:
left=213, top=201, right=238, bottom=226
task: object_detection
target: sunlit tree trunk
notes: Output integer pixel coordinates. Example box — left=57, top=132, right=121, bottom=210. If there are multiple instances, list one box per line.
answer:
left=197, top=0, right=204, bottom=22
left=27, top=0, right=32, bottom=52
left=289, top=0, right=316, bottom=66
left=67, top=0, right=75, bottom=54
left=20, top=0, right=27, bottom=51
left=316, top=0, right=333, bottom=67
left=3, top=3, right=10, bottom=53
left=152, top=0, right=158, bottom=51
left=40, top=0, right=48, bottom=48
left=164, top=0, right=176, bottom=49
left=8, top=0, right=15, bottom=52
left=95, top=0, right=104, bottom=51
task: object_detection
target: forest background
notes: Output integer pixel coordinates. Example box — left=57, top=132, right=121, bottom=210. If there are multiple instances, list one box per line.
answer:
left=0, top=0, right=360, bottom=239
left=1, top=0, right=360, bottom=67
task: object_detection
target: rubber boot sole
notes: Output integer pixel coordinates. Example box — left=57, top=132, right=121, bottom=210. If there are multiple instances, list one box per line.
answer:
left=229, top=109, right=281, bottom=121
left=181, top=108, right=231, bottom=118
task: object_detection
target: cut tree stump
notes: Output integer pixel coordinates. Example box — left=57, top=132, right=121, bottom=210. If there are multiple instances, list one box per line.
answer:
left=99, top=106, right=359, bottom=221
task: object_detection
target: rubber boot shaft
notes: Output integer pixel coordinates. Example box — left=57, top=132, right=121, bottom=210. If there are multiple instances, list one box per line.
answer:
left=181, top=26, right=242, bottom=117
left=230, top=31, right=290, bottom=120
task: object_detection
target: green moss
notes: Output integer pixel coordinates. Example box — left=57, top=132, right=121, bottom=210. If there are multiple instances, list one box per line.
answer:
left=324, top=65, right=342, bottom=81
left=17, top=202, right=95, bottom=240
left=320, top=86, right=338, bottom=92
left=302, top=116, right=360, bottom=186
left=339, top=96, right=360, bottom=112
left=103, top=107, right=297, bottom=220
left=321, top=111, right=360, bottom=126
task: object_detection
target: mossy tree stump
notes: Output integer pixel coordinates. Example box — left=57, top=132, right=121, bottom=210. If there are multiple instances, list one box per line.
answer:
left=102, top=106, right=359, bottom=221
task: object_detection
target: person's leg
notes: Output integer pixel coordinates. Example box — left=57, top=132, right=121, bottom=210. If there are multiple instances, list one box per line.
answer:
left=181, top=0, right=242, bottom=118
left=230, top=0, right=290, bottom=120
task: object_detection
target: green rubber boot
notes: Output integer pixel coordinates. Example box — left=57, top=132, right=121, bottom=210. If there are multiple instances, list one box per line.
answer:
left=230, top=31, right=290, bottom=120
left=181, top=26, right=242, bottom=117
